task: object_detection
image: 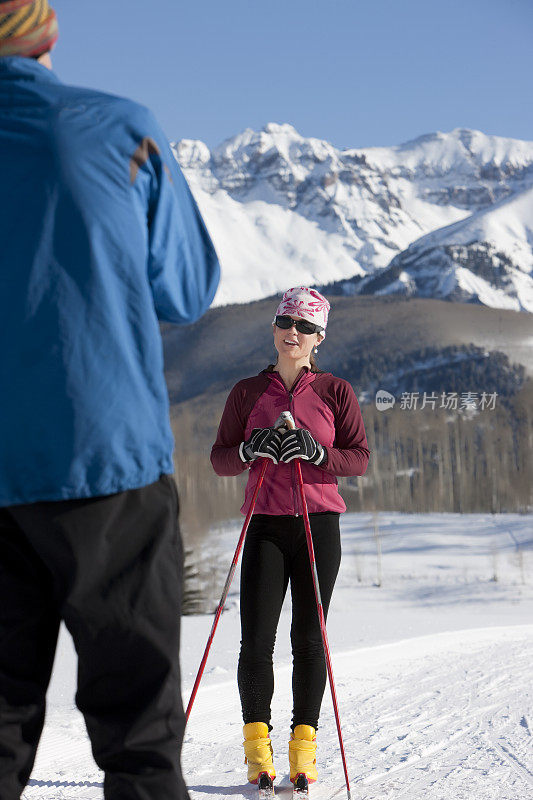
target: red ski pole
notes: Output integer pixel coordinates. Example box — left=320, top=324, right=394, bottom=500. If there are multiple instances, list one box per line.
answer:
left=295, top=459, right=351, bottom=799
left=185, top=458, right=269, bottom=723
left=279, top=411, right=351, bottom=799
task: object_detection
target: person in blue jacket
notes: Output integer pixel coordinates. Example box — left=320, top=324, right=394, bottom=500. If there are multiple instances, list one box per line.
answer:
left=0, top=2, right=220, bottom=798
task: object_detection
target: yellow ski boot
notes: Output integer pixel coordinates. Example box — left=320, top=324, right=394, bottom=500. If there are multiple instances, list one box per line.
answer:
left=243, top=722, right=276, bottom=784
left=289, top=724, right=318, bottom=784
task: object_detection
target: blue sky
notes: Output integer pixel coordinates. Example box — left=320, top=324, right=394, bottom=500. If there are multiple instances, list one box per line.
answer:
left=52, top=0, right=532, bottom=150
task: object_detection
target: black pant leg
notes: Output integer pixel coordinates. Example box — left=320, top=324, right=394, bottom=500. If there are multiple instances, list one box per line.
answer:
left=71, top=476, right=188, bottom=800
left=11, top=475, right=188, bottom=800
left=0, top=509, right=60, bottom=800
left=238, top=515, right=290, bottom=727
left=289, top=513, right=341, bottom=731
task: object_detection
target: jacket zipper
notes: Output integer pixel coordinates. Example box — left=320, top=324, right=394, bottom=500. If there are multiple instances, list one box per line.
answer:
left=289, top=391, right=300, bottom=516
left=273, top=368, right=309, bottom=517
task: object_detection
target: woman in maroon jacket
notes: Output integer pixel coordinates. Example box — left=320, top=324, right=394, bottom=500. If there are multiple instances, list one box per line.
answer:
left=211, top=287, right=369, bottom=789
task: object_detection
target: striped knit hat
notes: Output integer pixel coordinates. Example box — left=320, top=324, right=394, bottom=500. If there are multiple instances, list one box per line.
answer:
left=0, top=0, right=58, bottom=58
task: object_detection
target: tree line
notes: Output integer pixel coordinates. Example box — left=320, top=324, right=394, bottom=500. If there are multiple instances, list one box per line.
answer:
left=171, top=377, right=532, bottom=611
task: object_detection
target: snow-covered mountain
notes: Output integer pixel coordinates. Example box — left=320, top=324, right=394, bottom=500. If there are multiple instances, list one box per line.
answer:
left=173, top=124, right=533, bottom=311
left=344, top=185, right=533, bottom=312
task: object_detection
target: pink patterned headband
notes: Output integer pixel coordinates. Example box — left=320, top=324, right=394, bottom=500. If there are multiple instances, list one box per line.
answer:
left=273, top=287, right=330, bottom=338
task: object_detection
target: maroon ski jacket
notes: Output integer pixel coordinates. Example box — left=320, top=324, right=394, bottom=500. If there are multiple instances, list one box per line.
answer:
left=211, top=367, right=370, bottom=516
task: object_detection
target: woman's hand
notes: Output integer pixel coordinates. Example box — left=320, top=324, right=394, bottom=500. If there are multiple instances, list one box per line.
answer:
left=239, top=428, right=282, bottom=464
left=279, top=428, right=326, bottom=465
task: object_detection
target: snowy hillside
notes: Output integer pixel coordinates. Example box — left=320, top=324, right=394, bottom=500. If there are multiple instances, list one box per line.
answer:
left=348, top=185, right=533, bottom=312
left=174, top=125, right=533, bottom=310
left=24, top=513, right=533, bottom=800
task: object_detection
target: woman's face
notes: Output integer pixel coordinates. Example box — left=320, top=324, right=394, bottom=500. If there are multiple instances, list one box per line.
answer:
left=273, top=317, right=324, bottom=364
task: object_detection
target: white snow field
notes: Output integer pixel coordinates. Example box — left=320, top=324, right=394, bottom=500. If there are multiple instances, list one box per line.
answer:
left=23, top=513, right=533, bottom=800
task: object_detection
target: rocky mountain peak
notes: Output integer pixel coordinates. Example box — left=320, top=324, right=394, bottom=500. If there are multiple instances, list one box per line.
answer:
left=171, top=124, right=533, bottom=310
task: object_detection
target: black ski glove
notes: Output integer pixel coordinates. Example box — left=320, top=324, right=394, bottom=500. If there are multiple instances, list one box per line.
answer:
left=279, top=428, right=326, bottom=465
left=239, top=427, right=282, bottom=464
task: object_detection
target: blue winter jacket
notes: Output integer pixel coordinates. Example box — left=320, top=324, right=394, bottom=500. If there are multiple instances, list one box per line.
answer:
left=0, top=57, right=220, bottom=506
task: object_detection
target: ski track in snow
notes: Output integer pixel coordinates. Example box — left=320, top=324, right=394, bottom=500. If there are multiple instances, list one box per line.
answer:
left=22, top=627, right=533, bottom=800
left=22, top=513, right=533, bottom=800
left=183, top=627, right=533, bottom=800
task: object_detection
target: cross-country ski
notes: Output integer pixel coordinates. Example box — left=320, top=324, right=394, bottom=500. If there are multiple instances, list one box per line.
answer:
left=292, top=773, right=310, bottom=797
left=258, top=771, right=275, bottom=798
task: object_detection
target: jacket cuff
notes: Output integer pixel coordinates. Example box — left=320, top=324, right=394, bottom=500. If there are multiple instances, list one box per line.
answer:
left=238, top=441, right=248, bottom=463
left=316, top=445, right=329, bottom=468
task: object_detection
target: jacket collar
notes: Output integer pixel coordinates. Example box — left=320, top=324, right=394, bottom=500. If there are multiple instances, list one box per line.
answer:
left=264, top=366, right=316, bottom=395
left=0, top=55, right=61, bottom=85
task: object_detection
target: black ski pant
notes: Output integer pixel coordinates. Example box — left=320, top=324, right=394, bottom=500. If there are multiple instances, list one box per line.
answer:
left=0, top=474, right=189, bottom=800
left=238, top=512, right=341, bottom=732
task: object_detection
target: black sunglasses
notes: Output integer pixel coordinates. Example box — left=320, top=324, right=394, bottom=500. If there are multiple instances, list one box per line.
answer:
left=275, top=315, right=323, bottom=335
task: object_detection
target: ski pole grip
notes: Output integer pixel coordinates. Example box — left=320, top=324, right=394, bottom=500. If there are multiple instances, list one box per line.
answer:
left=275, top=410, right=295, bottom=430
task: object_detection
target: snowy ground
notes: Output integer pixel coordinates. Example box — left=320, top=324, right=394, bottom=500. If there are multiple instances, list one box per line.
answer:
left=23, top=513, right=533, bottom=800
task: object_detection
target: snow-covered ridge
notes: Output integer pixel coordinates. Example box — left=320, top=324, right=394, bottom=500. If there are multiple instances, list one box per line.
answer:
left=172, top=124, right=533, bottom=310
left=351, top=185, right=533, bottom=312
